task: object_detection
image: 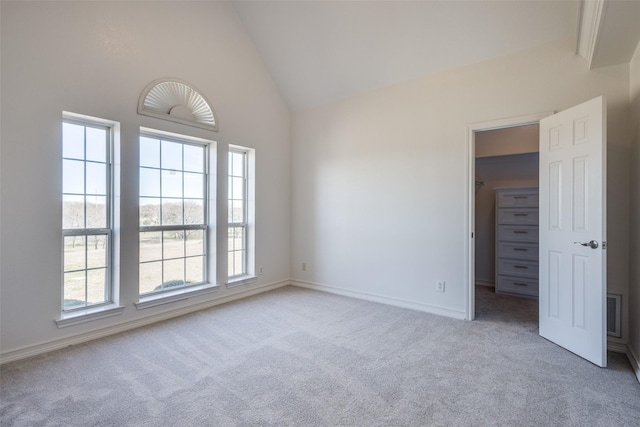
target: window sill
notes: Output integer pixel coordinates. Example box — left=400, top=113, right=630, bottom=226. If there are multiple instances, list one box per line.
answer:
left=135, top=283, right=219, bottom=310
left=226, top=275, right=258, bottom=289
left=56, top=304, right=125, bottom=328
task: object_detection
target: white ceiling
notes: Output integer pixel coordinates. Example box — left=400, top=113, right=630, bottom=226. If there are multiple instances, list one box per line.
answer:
left=232, top=1, right=640, bottom=112
left=232, top=0, right=578, bottom=111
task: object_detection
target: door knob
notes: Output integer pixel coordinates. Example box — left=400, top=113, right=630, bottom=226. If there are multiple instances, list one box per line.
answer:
left=573, top=240, right=599, bottom=249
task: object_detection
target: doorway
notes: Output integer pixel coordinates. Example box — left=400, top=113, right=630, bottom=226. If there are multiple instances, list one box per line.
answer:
left=465, top=112, right=552, bottom=321
left=466, top=98, right=607, bottom=367
left=474, top=125, right=540, bottom=317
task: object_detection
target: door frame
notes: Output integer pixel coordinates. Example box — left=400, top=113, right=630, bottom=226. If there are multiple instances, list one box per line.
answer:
left=465, top=111, right=553, bottom=320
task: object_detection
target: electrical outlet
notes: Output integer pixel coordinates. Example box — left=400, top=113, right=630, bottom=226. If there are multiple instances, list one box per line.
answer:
left=302, top=262, right=307, bottom=272
left=259, top=266, right=263, bottom=275
left=436, top=280, right=445, bottom=293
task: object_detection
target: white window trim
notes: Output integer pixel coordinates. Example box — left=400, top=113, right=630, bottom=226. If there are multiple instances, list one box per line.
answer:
left=228, top=148, right=248, bottom=279
left=135, top=282, right=219, bottom=310
left=227, top=145, right=255, bottom=285
left=226, top=275, right=258, bottom=288
left=138, top=78, right=218, bottom=132
left=61, top=112, right=120, bottom=316
left=138, top=127, right=216, bottom=299
left=56, top=304, right=125, bottom=328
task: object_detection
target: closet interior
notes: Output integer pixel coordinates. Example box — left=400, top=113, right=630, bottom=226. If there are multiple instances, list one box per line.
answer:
left=474, top=124, right=540, bottom=300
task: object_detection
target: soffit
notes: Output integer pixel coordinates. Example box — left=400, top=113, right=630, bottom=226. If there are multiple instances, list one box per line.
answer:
left=588, top=0, right=640, bottom=69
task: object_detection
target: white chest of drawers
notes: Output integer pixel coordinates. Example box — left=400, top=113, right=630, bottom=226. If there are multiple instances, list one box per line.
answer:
left=494, top=186, right=539, bottom=298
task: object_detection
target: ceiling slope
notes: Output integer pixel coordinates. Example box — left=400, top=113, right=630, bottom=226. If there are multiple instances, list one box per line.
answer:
left=232, top=0, right=577, bottom=111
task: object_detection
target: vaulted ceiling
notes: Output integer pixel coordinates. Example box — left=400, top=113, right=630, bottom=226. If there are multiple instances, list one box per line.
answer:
left=231, top=0, right=640, bottom=112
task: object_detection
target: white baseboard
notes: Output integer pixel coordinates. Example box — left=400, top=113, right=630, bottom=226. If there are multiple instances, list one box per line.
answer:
left=607, top=340, right=640, bottom=384
left=6, top=277, right=637, bottom=386
left=291, top=280, right=466, bottom=320
left=0, top=280, right=289, bottom=365
left=628, top=344, right=640, bottom=384
left=607, top=341, right=628, bottom=354
left=475, top=279, right=495, bottom=287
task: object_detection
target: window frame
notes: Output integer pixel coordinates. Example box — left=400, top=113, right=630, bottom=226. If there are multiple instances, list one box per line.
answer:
left=138, top=129, right=212, bottom=298
left=227, top=145, right=255, bottom=286
left=61, top=115, right=114, bottom=313
left=228, top=148, right=248, bottom=279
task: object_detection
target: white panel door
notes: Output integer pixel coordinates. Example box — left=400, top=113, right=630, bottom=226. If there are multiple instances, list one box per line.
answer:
left=539, top=96, right=607, bottom=367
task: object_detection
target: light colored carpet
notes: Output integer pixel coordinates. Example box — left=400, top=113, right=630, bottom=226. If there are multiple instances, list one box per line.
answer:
left=1, top=285, right=639, bottom=426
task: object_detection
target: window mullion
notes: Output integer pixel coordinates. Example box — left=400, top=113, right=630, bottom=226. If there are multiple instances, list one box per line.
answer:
left=83, top=126, right=88, bottom=308
left=242, top=155, right=248, bottom=273
left=83, top=235, right=88, bottom=306
left=141, top=224, right=205, bottom=233
left=106, top=126, right=112, bottom=230
left=159, top=141, right=164, bottom=226
left=63, top=228, right=110, bottom=236
left=83, top=127, right=88, bottom=230
left=181, top=144, right=186, bottom=285
left=160, top=228, right=165, bottom=286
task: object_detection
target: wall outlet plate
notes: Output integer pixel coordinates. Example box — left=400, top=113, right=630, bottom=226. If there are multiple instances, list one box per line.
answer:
left=436, top=280, right=445, bottom=292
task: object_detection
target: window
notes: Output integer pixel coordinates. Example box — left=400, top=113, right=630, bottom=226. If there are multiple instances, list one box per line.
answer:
left=62, top=117, right=113, bottom=311
left=228, top=146, right=254, bottom=281
left=139, top=131, right=209, bottom=296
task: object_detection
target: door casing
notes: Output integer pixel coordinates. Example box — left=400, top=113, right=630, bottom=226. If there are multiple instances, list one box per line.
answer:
left=465, top=112, right=553, bottom=320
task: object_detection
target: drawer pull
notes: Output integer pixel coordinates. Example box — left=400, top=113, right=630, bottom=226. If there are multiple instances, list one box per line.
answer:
left=513, top=213, right=529, bottom=217
left=514, top=265, right=528, bottom=269
left=513, top=282, right=528, bottom=286
left=513, top=248, right=528, bottom=251
left=513, top=231, right=529, bottom=234
left=513, top=196, right=529, bottom=199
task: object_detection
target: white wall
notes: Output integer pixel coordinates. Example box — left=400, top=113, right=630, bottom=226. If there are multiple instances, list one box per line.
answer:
left=475, top=124, right=539, bottom=158
left=0, top=2, right=290, bottom=359
left=291, top=37, right=631, bottom=323
left=629, top=40, right=640, bottom=375
left=474, top=153, right=539, bottom=285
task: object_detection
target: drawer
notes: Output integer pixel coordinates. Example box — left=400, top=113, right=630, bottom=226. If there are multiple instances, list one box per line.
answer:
left=497, top=242, right=538, bottom=261
left=497, top=258, right=538, bottom=278
left=497, top=225, right=538, bottom=243
left=496, top=275, right=539, bottom=297
left=497, top=191, right=538, bottom=208
left=497, top=208, right=539, bottom=225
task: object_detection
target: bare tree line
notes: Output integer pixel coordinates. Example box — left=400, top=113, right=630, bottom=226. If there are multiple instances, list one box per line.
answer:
left=63, top=201, right=107, bottom=249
